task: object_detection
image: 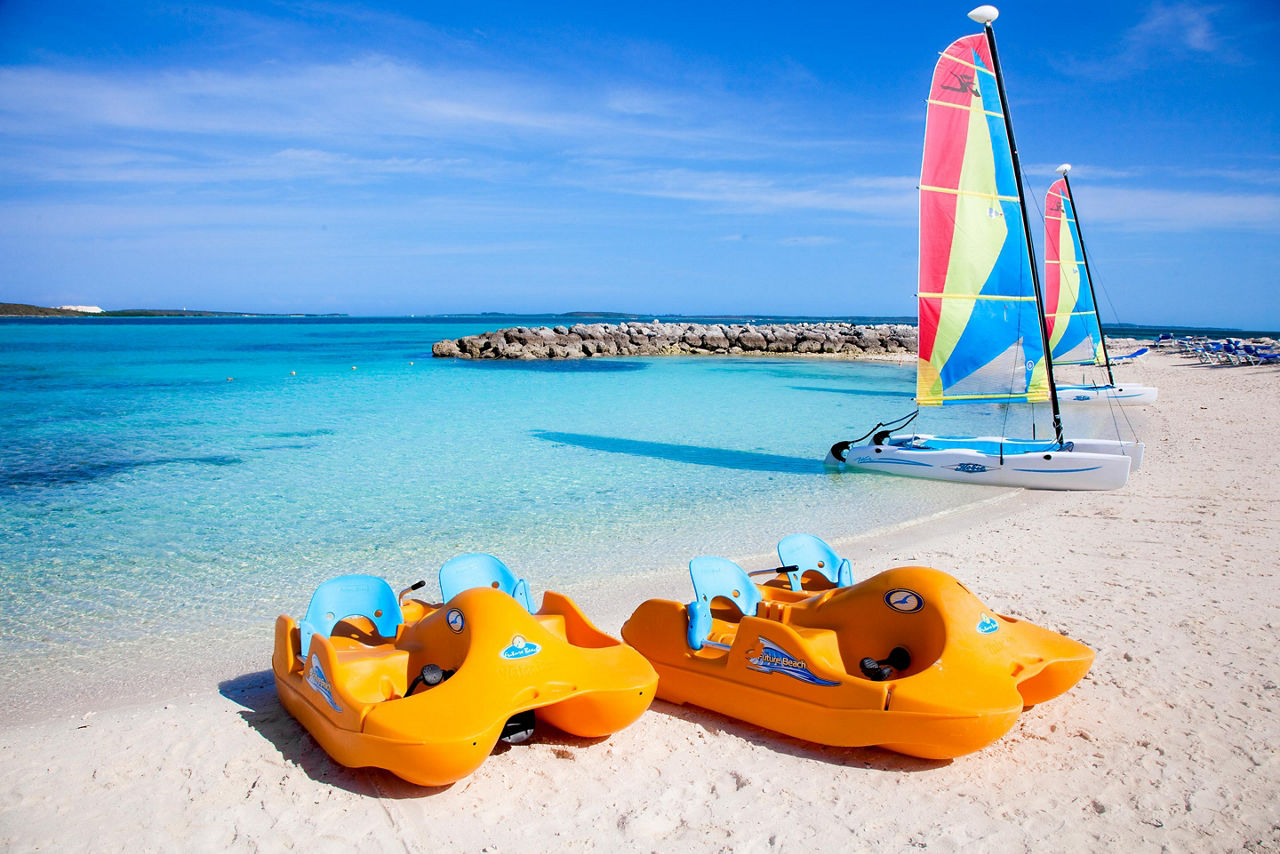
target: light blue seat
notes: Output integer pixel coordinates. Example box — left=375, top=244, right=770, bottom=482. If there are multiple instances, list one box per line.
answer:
left=776, top=533, right=854, bottom=591
left=299, top=574, right=403, bottom=660
left=686, top=556, right=762, bottom=651
left=439, top=552, right=533, bottom=613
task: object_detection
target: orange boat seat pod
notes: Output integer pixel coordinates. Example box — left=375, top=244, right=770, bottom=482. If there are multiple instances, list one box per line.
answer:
left=687, top=556, right=762, bottom=650
left=775, top=534, right=854, bottom=591
left=439, top=552, right=533, bottom=612
left=299, top=574, right=402, bottom=659
left=622, top=562, right=1093, bottom=760
left=274, top=561, right=657, bottom=787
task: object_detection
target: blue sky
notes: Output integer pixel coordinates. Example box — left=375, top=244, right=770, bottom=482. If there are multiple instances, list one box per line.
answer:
left=1, top=1, right=1277, bottom=326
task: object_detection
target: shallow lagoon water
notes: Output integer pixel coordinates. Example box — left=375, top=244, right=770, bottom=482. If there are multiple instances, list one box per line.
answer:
left=0, top=317, right=1123, bottom=704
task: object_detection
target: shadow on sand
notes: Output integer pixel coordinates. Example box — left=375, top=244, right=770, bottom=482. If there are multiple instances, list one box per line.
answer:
left=646, top=699, right=951, bottom=773
left=219, top=670, right=613, bottom=797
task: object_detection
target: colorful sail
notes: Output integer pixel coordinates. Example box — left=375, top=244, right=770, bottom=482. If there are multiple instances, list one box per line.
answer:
left=1043, top=178, right=1105, bottom=365
left=916, top=33, right=1048, bottom=406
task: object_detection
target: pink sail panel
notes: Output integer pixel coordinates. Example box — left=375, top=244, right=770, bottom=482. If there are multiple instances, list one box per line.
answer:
left=1043, top=177, right=1069, bottom=343
left=918, top=33, right=993, bottom=367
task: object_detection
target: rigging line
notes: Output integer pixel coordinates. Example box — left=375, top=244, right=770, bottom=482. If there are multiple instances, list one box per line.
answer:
left=1104, top=359, right=1142, bottom=442
left=849, top=410, right=919, bottom=444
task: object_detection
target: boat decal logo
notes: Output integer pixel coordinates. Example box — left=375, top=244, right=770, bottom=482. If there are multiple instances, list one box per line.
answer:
left=500, top=634, right=541, bottom=660
left=940, top=71, right=979, bottom=97
left=1073, top=395, right=1091, bottom=401
left=953, top=463, right=988, bottom=473
left=446, top=608, right=465, bottom=633
left=884, top=588, right=924, bottom=613
left=745, top=637, right=839, bottom=686
left=977, top=613, right=999, bottom=634
left=306, top=660, right=343, bottom=713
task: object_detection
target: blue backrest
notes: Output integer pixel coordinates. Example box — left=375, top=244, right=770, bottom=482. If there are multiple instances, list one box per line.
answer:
left=439, top=552, right=534, bottom=613
left=686, top=556, right=762, bottom=651
left=776, top=533, right=854, bottom=591
left=299, top=574, right=403, bottom=660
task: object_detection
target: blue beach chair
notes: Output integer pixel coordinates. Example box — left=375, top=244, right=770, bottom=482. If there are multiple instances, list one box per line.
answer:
left=776, top=533, right=854, bottom=591
left=685, top=556, right=762, bottom=651
left=299, top=574, right=404, bottom=659
left=1110, top=347, right=1148, bottom=363
left=439, top=552, right=534, bottom=612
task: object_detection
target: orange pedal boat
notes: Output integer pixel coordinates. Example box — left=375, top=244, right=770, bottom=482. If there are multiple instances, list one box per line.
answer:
left=273, top=554, right=657, bottom=786
left=622, top=551, right=1093, bottom=759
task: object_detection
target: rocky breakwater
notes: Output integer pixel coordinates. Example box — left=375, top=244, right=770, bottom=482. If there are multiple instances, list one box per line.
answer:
left=431, top=321, right=918, bottom=360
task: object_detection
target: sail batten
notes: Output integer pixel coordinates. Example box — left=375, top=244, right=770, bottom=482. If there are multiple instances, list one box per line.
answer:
left=924, top=99, right=1005, bottom=119
left=920, top=184, right=1018, bottom=202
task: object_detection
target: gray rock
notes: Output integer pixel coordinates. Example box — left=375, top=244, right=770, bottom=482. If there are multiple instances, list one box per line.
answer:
left=432, top=339, right=461, bottom=357
left=430, top=320, right=921, bottom=361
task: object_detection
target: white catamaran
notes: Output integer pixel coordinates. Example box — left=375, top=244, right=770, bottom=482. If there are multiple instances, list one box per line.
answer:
left=825, top=6, right=1143, bottom=491
left=1043, top=164, right=1158, bottom=405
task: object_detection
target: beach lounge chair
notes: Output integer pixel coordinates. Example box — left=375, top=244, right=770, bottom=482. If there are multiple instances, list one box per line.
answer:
left=776, top=533, right=854, bottom=591
left=439, top=552, right=534, bottom=612
left=1221, top=342, right=1256, bottom=366
left=685, top=556, right=762, bottom=650
left=299, top=574, right=404, bottom=659
left=1244, top=344, right=1280, bottom=364
left=1110, top=347, right=1148, bottom=362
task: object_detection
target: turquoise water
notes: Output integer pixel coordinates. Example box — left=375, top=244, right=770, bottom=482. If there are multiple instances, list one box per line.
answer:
left=1, top=316, right=1112, bottom=709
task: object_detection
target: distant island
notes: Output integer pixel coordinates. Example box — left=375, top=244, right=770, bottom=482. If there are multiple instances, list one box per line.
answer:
left=0, top=303, right=346, bottom=318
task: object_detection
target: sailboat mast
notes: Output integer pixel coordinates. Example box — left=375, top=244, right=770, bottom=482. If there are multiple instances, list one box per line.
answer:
left=1057, top=167, right=1115, bottom=385
left=972, top=7, right=1064, bottom=444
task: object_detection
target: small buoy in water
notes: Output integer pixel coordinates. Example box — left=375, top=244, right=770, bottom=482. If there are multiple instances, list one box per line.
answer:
left=351, top=366, right=357, bottom=370
left=290, top=371, right=296, bottom=375
left=409, top=361, right=414, bottom=366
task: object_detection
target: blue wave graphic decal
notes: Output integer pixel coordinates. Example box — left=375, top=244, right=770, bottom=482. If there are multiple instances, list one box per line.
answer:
left=306, top=660, right=343, bottom=713
left=745, top=637, right=839, bottom=686
left=854, top=456, right=934, bottom=468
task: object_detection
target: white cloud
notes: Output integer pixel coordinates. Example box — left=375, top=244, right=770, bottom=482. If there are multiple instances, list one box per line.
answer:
left=1072, top=185, right=1280, bottom=232
left=1126, top=3, right=1222, bottom=55
left=1054, top=2, right=1245, bottom=78
left=588, top=168, right=916, bottom=216
left=1024, top=163, right=1141, bottom=180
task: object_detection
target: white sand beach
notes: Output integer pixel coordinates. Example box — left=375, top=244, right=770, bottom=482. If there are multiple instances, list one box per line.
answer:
left=2, top=349, right=1276, bottom=852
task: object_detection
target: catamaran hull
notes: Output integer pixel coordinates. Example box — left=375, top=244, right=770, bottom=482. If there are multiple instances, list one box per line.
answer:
left=1056, top=384, right=1157, bottom=406
left=825, top=434, right=1142, bottom=491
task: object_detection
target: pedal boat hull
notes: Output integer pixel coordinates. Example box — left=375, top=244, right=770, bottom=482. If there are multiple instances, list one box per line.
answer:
left=622, top=566, right=1092, bottom=760
left=826, top=434, right=1142, bottom=491
left=273, top=587, right=657, bottom=786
